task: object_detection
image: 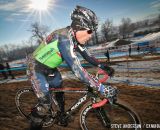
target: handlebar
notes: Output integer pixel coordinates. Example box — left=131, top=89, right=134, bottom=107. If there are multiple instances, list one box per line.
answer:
left=96, top=69, right=109, bottom=83
left=92, top=99, right=108, bottom=108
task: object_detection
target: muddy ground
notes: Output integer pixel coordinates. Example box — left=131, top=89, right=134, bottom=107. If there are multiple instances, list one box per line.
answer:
left=0, top=79, right=160, bottom=130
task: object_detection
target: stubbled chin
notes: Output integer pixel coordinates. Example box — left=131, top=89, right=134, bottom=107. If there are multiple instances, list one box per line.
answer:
left=80, top=41, right=86, bottom=44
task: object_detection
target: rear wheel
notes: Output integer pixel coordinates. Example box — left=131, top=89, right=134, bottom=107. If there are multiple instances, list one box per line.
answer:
left=15, top=88, right=37, bottom=119
left=15, top=88, right=54, bottom=127
left=80, top=99, right=141, bottom=130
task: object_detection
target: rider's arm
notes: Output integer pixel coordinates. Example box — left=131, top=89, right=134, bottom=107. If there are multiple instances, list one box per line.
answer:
left=58, top=36, right=100, bottom=88
left=76, top=45, right=101, bottom=67
left=58, top=36, right=115, bottom=97
left=76, top=45, right=114, bottom=76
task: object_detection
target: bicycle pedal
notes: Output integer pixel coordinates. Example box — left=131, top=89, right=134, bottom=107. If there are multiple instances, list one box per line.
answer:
left=43, top=116, right=54, bottom=127
left=57, top=120, right=68, bottom=127
left=66, top=115, right=73, bottom=122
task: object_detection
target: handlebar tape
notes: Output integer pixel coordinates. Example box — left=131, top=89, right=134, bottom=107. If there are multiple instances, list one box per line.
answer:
left=92, top=99, right=108, bottom=108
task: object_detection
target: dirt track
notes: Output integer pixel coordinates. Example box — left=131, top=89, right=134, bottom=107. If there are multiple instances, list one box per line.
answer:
left=0, top=79, right=160, bottom=130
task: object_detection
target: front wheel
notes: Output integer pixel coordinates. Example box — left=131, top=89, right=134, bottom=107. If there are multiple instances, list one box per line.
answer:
left=80, top=99, right=142, bottom=130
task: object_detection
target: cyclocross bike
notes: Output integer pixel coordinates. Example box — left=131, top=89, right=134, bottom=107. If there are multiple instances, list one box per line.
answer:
left=15, top=69, right=142, bottom=130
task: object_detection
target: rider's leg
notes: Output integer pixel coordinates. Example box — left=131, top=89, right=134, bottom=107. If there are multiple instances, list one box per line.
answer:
left=29, top=71, right=52, bottom=129
left=55, top=92, right=65, bottom=113
left=47, top=68, right=65, bottom=113
left=47, top=68, right=68, bottom=126
left=33, top=71, right=51, bottom=108
left=26, top=55, right=52, bottom=129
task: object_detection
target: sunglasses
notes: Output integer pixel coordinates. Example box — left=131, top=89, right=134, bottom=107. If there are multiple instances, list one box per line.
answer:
left=87, top=30, right=93, bottom=34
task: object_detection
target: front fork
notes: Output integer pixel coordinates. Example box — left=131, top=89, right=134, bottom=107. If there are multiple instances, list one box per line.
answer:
left=95, top=107, right=111, bottom=128
left=91, top=96, right=111, bottom=128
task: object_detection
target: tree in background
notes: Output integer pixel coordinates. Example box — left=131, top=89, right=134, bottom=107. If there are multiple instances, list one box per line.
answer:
left=101, top=19, right=113, bottom=42
left=30, top=22, right=50, bottom=44
left=158, top=14, right=160, bottom=29
left=94, top=28, right=99, bottom=44
left=0, top=23, right=50, bottom=61
left=0, top=47, right=5, bottom=62
left=119, top=18, right=133, bottom=39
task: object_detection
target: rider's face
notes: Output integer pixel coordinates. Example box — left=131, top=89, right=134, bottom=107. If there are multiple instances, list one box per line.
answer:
left=75, top=29, right=93, bottom=45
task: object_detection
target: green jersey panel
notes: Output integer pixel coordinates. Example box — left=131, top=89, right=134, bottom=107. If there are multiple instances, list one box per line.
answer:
left=33, top=40, right=63, bottom=68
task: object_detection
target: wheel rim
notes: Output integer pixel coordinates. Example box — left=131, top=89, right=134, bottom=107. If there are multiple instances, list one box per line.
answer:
left=15, top=88, right=38, bottom=119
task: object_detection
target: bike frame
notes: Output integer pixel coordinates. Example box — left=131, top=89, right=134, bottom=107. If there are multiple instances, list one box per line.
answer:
left=48, top=68, right=109, bottom=115
left=49, top=87, right=109, bottom=116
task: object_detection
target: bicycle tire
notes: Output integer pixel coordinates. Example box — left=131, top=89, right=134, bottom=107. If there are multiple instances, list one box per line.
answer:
left=15, top=88, right=38, bottom=119
left=15, top=88, right=55, bottom=127
left=80, top=99, right=142, bottom=130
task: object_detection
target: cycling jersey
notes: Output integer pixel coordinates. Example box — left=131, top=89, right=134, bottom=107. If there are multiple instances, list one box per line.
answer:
left=33, top=40, right=62, bottom=68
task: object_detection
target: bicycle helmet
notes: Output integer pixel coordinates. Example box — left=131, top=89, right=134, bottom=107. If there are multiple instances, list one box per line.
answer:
left=71, top=5, right=98, bottom=31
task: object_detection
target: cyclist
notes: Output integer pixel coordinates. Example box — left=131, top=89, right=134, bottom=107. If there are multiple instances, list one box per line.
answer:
left=27, top=5, right=115, bottom=130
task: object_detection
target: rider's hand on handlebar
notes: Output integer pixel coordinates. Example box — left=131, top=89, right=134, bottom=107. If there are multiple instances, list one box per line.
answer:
left=99, top=84, right=118, bottom=101
left=99, top=64, right=115, bottom=77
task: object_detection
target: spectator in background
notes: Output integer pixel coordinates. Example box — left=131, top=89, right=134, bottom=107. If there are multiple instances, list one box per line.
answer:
left=104, top=50, right=110, bottom=62
left=0, top=63, right=8, bottom=79
left=128, top=45, right=131, bottom=57
left=137, top=44, right=140, bottom=54
left=6, top=62, right=15, bottom=79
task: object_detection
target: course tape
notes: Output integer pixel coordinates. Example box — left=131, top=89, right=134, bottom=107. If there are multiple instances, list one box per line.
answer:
left=0, top=64, right=94, bottom=72
left=111, top=79, right=160, bottom=88
left=1, top=65, right=159, bottom=72
left=0, top=67, right=26, bottom=72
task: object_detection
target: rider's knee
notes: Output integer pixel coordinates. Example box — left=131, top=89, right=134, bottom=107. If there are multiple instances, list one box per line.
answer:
left=50, top=79, right=63, bottom=88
